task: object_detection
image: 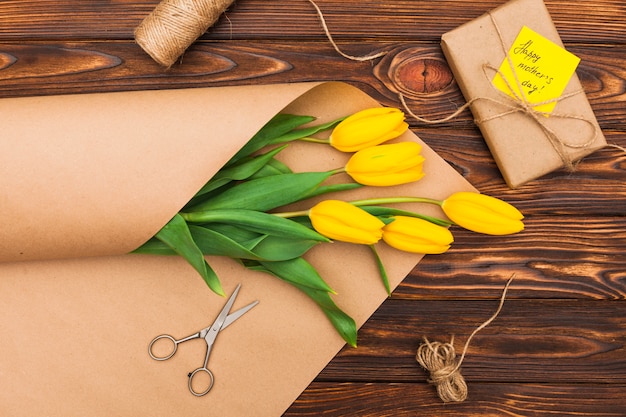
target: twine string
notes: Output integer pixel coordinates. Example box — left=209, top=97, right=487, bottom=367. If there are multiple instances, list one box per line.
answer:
left=415, top=337, right=468, bottom=403
left=415, top=275, right=515, bottom=403
left=307, top=0, right=388, bottom=62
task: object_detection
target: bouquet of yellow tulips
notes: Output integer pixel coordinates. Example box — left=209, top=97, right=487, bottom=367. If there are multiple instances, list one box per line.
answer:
left=134, top=107, right=524, bottom=347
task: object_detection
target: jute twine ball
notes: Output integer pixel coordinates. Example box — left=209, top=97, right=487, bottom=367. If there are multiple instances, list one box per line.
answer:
left=416, top=338, right=468, bottom=402
left=134, top=0, right=235, bottom=68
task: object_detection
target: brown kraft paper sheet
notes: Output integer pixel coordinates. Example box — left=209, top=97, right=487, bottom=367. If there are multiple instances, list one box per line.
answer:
left=0, top=82, right=475, bottom=416
left=441, top=0, right=606, bottom=188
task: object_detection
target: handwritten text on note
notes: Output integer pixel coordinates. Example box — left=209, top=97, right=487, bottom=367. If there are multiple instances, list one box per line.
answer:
left=492, top=26, right=580, bottom=114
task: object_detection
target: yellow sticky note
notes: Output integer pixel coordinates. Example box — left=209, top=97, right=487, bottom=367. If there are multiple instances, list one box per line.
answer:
left=492, top=26, right=580, bottom=114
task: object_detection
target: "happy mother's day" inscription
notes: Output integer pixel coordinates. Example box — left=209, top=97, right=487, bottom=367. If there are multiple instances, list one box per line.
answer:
left=492, top=26, right=580, bottom=114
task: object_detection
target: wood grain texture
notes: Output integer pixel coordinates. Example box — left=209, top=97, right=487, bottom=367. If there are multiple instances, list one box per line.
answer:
left=1, top=0, right=625, bottom=415
left=320, top=299, right=626, bottom=383
left=0, top=42, right=623, bottom=127
left=285, top=382, right=626, bottom=416
left=1, top=1, right=625, bottom=43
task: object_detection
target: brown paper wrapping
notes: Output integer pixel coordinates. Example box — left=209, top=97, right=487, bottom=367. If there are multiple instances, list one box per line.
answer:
left=441, top=0, right=606, bottom=188
left=0, top=82, right=474, bottom=416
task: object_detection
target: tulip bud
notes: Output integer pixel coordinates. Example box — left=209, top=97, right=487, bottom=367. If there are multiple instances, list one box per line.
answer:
left=309, top=200, right=385, bottom=245
left=345, top=142, right=425, bottom=186
left=382, top=216, right=453, bottom=254
left=441, top=192, right=524, bottom=235
left=329, top=107, right=409, bottom=152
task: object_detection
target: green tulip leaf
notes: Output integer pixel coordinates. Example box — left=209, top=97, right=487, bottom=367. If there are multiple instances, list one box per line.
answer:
left=244, top=261, right=357, bottom=347
left=189, top=226, right=263, bottom=260
left=249, top=158, right=293, bottom=179
left=369, top=244, right=391, bottom=296
left=205, top=223, right=264, bottom=249
left=305, top=182, right=363, bottom=199
left=259, top=258, right=335, bottom=293
left=359, top=206, right=453, bottom=227
left=196, top=223, right=318, bottom=261
left=194, top=145, right=289, bottom=198
left=131, top=238, right=175, bottom=255
left=268, top=117, right=345, bottom=145
left=185, top=172, right=334, bottom=212
left=154, top=214, right=224, bottom=296
left=291, top=283, right=358, bottom=348
left=226, top=114, right=315, bottom=166
left=251, top=235, right=320, bottom=261
left=182, top=209, right=329, bottom=243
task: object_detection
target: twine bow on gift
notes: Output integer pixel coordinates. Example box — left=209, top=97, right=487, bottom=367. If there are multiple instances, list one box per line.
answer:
left=402, top=12, right=600, bottom=173
left=471, top=13, right=600, bottom=172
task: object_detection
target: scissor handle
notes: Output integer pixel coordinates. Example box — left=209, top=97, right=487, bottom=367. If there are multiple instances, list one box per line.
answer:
left=148, top=334, right=178, bottom=361
left=188, top=367, right=215, bottom=397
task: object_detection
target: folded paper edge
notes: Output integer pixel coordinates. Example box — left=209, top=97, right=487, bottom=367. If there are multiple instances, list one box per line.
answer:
left=1, top=82, right=338, bottom=263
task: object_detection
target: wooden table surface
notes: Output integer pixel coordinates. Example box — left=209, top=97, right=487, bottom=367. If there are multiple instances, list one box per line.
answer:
left=2, top=1, right=625, bottom=415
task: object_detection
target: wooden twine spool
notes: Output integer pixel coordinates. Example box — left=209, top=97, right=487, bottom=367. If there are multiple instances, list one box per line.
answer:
left=134, top=0, right=235, bottom=68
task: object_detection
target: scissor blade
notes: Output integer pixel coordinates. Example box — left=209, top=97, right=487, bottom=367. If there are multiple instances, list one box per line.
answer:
left=211, top=283, right=242, bottom=332
left=221, top=300, right=259, bottom=330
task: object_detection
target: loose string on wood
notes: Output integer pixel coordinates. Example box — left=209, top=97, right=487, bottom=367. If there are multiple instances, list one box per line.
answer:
left=415, top=274, right=515, bottom=403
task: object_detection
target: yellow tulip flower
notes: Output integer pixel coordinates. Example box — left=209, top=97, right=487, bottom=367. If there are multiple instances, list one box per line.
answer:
left=382, top=216, right=453, bottom=254
left=441, top=192, right=524, bottom=235
left=309, top=200, right=385, bottom=245
left=345, top=142, right=425, bottom=186
left=329, top=107, right=409, bottom=152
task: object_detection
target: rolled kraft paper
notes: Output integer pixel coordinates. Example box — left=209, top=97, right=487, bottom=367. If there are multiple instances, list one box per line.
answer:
left=134, top=0, right=235, bottom=67
left=0, top=82, right=320, bottom=263
left=0, top=82, right=476, bottom=417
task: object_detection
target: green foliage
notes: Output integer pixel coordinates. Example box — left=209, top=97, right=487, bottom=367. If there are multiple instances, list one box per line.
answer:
left=134, top=113, right=360, bottom=346
left=154, top=214, right=224, bottom=296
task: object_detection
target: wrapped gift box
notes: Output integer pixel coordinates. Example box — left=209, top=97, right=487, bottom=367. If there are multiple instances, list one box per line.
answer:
left=441, top=0, right=606, bottom=188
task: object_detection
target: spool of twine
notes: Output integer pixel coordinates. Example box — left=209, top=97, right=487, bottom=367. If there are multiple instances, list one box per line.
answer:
left=134, top=0, right=235, bottom=68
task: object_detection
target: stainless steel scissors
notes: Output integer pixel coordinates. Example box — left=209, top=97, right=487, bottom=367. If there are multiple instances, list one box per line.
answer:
left=148, top=283, right=258, bottom=396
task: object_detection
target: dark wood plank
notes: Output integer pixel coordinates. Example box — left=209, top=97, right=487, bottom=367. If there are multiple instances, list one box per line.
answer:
left=284, top=382, right=626, bottom=416
left=418, top=128, right=626, bottom=198
left=0, top=42, right=624, bottom=131
left=1, top=1, right=624, bottom=44
left=316, top=299, right=626, bottom=383
left=398, top=216, right=626, bottom=300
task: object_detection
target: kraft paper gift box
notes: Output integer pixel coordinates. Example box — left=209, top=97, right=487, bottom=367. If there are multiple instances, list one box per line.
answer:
left=441, top=0, right=606, bottom=188
left=0, top=82, right=475, bottom=416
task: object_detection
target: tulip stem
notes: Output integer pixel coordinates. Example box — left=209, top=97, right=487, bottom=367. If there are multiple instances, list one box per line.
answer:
left=273, top=209, right=309, bottom=218
left=298, top=137, right=331, bottom=144
left=273, top=196, right=445, bottom=220
left=328, top=167, right=346, bottom=176
left=350, top=196, right=444, bottom=207
left=369, top=244, right=391, bottom=296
